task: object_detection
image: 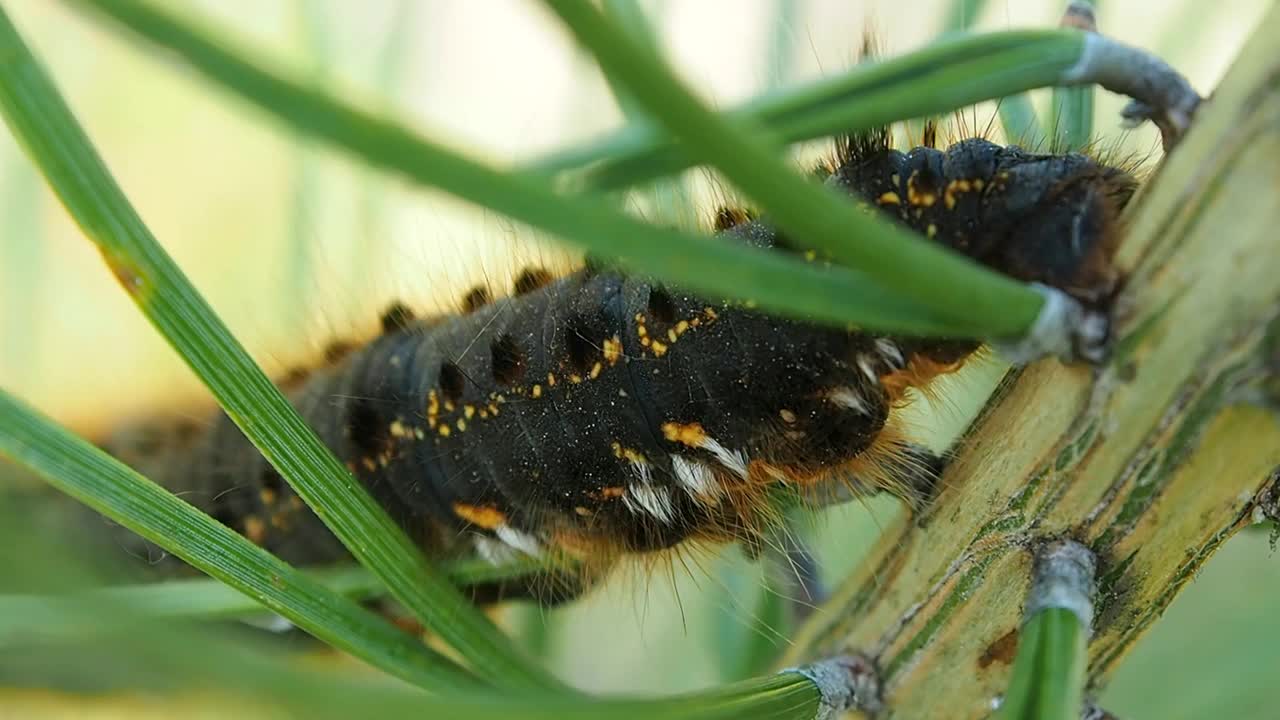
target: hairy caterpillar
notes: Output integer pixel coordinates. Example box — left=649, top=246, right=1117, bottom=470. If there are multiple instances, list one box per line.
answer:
left=95, top=123, right=1140, bottom=605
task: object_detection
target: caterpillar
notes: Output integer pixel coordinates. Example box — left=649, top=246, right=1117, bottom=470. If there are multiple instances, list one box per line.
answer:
left=95, top=123, right=1140, bottom=605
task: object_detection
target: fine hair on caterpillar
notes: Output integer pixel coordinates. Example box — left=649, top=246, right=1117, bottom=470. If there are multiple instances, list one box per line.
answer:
left=84, top=97, right=1148, bottom=617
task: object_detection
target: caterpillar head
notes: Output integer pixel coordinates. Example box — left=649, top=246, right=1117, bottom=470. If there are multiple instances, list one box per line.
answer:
left=968, top=146, right=1140, bottom=307
left=829, top=135, right=1141, bottom=310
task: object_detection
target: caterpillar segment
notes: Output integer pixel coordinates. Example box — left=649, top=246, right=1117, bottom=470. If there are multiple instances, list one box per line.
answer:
left=97, top=129, right=1139, bottom=606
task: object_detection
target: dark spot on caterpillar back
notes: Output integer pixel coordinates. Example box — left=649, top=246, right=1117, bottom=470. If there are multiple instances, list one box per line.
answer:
left=280, top=366, right=311, bottom=389
left=646, top=286, right=678, bottom=325
left=437, top=361, right=466, bottom=407
left=379, top=301, right=415, bottom=334
left=562, top=312, right=607, bottom=377
left=513, top=267, right=553, bottom=295
left=347, top=397, right=388, bottom=459
left=490, top=334, right=526, bottom=386
left=323, top=340, right=355, bottom=364
left=462, top=285, right=492, bottom=313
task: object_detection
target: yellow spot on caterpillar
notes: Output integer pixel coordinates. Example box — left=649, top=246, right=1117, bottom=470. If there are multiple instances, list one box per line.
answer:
left=495, top=394, right=506, bottom=404
left=600, top=486, right=625, bottom=499
left=361, top=457, right=377, bottom=472
left=487, top=403, right=500, bottom=415
left=665, top=319, right=694, bottom=344
left=569, top=374, right=583, bottom=384
left=547, top=373, right=557, bottom=387
left=907, top=172, right=937, bottom=207
left=650, top=340, right=668, bottom=357
left=944, top=178, right=973, bottom=210
left=603, top=336, right=623, bottom=364
left=244, top=515, right=266, bottom=544
left=662, top=421, right=707, bottom=447
left=803, top=249, right=817, bottom=262
left=637, top=324, right=648, bottom=338
left=877, top=191, right=901, bottom=206
left=926, top=224, right=938, bottom=238
left=456, top=418, right=467, bottom=432
left=438, top=424, right=452, bottom=437
left=779, top=409, right=797, bottom=424
left=389, top=420, right=407, bottom=438
left=259, top=488, right=277, bottom=505
left=443, top=400, right=456, bottom=412
left=414, top=428, right=425, bottom=440
left=270, top=511, right=293, bottom=530
left=611, top=441, right=647, bottom=464
left=531, top=384, right=542, bottom=398
left=453, top=503, right=506, bottom=529
left=972, top=178, right=984, bottom=190
left=703, top=307, right=718, bottom=320
left=574, top=506, right=593, bottom=517
left=909, top=190, right=936, bottom=206
left=590, top=361, right=603, bottom=379
left=464, top=405, right=475, bottom=419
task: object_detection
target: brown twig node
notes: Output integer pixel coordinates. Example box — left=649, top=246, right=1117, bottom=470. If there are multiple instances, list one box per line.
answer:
left=1025, top=539, right=1098, bottom=630
left=782, top=653, right=883, bottom=719
left=992, top=284, right=1112, bottom=366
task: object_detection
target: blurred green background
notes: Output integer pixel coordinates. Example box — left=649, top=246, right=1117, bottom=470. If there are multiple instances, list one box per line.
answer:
left=0, top=1, right=1274, bottom=717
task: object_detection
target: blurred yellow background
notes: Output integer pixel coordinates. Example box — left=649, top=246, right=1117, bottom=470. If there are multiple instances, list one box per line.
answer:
left=0, top=1, right=1274, bottom=717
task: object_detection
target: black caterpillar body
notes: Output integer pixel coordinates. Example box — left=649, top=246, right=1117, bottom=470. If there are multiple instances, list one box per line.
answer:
left=102, top=131, right=1138, bottom=601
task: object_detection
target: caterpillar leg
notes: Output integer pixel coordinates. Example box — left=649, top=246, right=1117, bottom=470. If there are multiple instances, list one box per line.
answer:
left=763, top=529, right=827, bottom=624
left=751, top=443, right=945, bottom=623
left=461, top=565, right=596, bottom=608
left=801, top=443, right=946, bottom=512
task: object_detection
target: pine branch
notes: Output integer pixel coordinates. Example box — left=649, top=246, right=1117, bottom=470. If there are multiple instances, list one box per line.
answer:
left=784, top=6, right=1280, bottom=718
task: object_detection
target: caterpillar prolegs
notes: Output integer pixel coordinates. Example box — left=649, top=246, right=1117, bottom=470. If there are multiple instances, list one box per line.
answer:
left=97, top=128, right=1139, bottom=606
